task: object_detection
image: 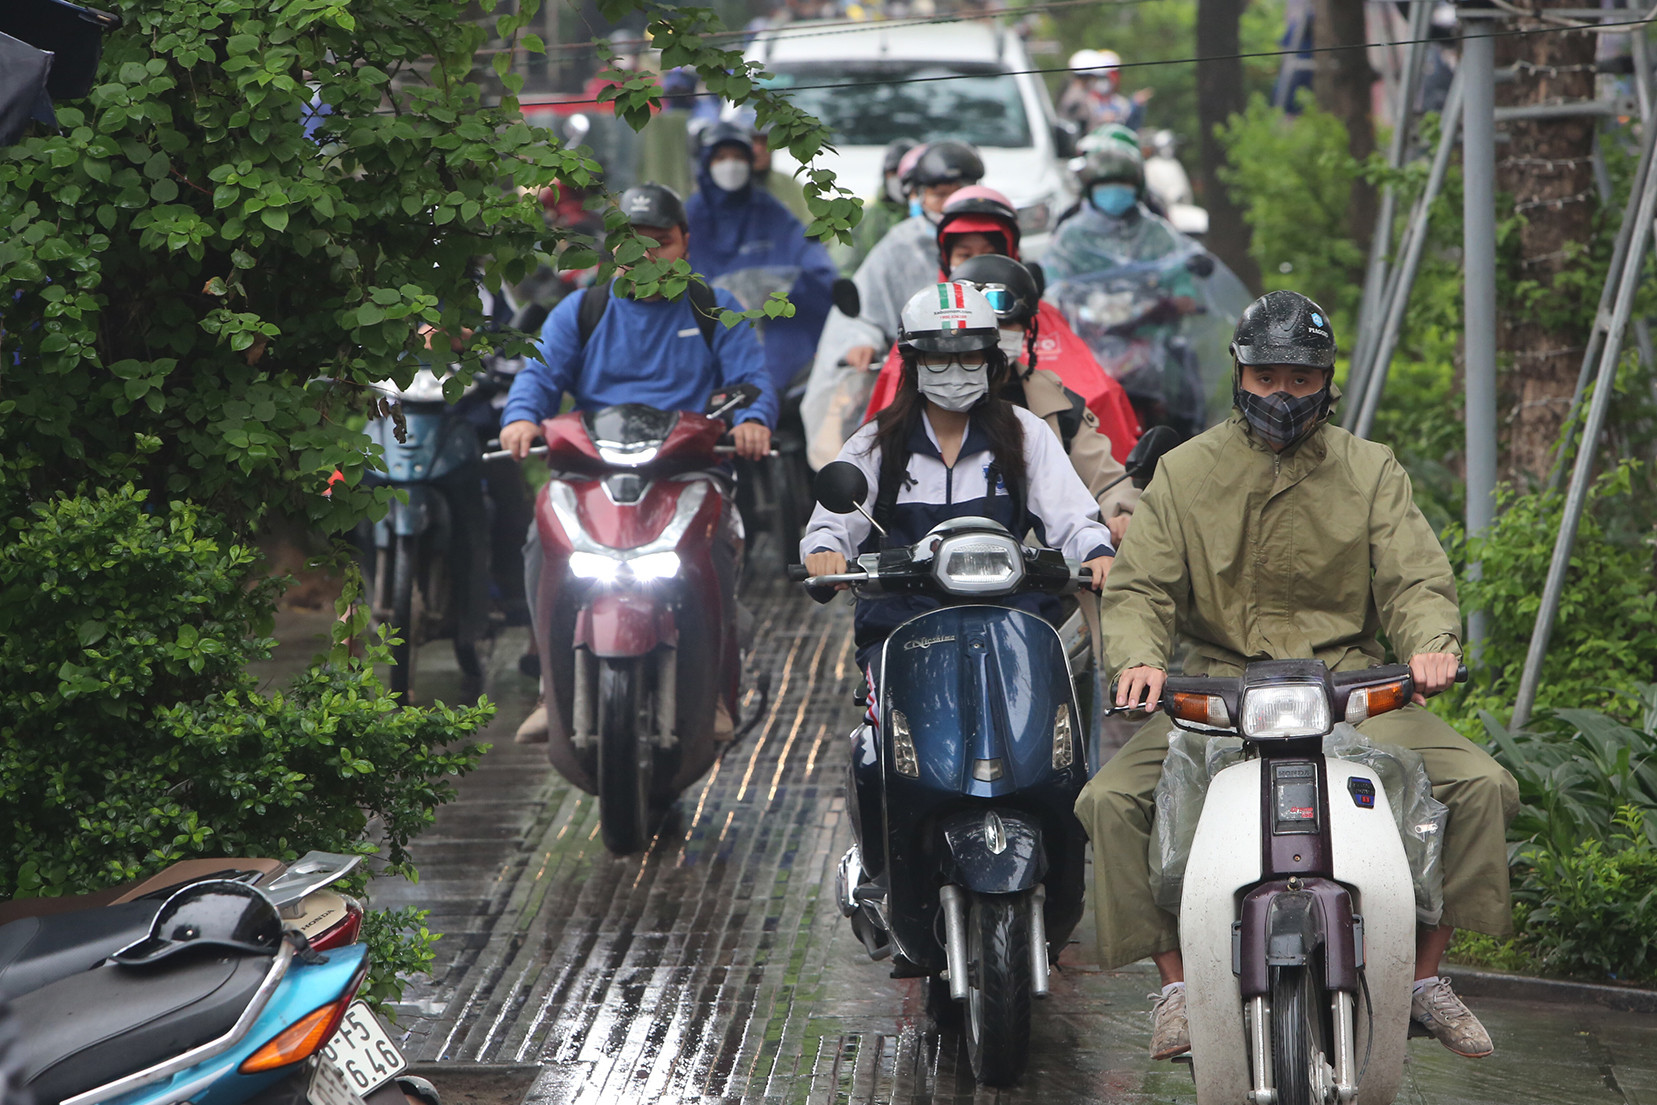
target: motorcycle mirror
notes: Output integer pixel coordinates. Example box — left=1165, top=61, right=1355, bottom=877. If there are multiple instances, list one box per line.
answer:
left=1124, top=425, right=1180, bottom=488
left=832, top=277, right=861, bottom=319
left=1025, top=261, right=1046, bottom=300
left=814, top=461, right=869, bottom=515
left=1184, top=252, right=1215, bottom=279
left=706, top=382, right=761, bottom=420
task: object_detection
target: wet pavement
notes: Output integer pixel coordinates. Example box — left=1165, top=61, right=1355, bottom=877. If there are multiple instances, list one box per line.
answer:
left=266, top=572, right=1657, bottom=1105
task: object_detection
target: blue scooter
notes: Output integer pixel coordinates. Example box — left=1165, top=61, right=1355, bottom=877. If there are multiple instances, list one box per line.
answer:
left=796, top=464, right=1094, bottom=1086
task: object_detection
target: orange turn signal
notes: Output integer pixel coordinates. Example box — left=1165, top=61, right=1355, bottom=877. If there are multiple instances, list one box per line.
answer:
left=240, top=998, right=352, bottom=1073
left=1345, top=681, right=1409, bottom=724
left=1168, top=692, right=1231, bottom=728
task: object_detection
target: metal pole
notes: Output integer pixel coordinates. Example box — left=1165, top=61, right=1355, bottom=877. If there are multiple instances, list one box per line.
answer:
left=1461, top=17, right=1498, bottom=656
left=1630, top=8, right=1654, bottom=125
left=1348, top=0, right=1434, bottom=415
left=1512, top=118, right=1657, bottom=728
left=1547, top=120, right=1657, bottom=490
left=1353, top=71, right=1465, bottom=439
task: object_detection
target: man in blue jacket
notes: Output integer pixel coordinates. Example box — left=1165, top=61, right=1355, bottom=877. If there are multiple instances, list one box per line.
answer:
left=501, top=182, right=775, bottom=742
left=684, top=122, right=837, bottom=397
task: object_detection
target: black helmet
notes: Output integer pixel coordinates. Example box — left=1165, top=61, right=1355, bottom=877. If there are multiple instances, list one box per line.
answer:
left=698, top=120, right=754, bottom=159
left=911, top=140, right=985, bottom=187
left=617, top=183, right=688, bottom=232
left=949, top=253, right=1041, bottom=327
left=1230, top=290, right=1337, bottom=369
left=882, top=137, right=919, bottom=176
left=113, top=880, right=284, bottom=965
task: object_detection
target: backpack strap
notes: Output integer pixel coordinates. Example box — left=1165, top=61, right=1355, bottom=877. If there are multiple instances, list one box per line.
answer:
left=872, top=445, right=908, bottom=543
left=579, top=278, right=719, bottom=352
left=576, top=280, right=611, bottom=347
left=984, top=461, right=1028, bottom=536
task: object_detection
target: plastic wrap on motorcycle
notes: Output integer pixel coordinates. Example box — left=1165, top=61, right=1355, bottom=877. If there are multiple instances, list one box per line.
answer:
left=879, top=607, right=1081, bottom=800
left=368, top=409, right=479, bottom=483
left=938, top=810, right=1046, bottom=894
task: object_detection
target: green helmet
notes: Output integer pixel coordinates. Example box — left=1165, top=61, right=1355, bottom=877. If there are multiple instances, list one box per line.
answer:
left=1072, top=138, right=1144, bottom=194
left=1084, top=123, right=1140, bottom=153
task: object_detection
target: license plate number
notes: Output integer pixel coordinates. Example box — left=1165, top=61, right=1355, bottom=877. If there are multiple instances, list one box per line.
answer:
left=309, top=1001, right=407, bottom=1104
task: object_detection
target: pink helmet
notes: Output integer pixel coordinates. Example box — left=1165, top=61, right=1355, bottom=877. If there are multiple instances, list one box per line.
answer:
left=896, top=143, right=929, bottom=190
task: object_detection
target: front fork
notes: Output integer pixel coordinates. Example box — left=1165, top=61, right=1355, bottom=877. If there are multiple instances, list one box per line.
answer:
left=570, top=646, right=678, bottom=751
left=937, top=883, right=1051, bottom=1002
left=1244, top=989, right=1358, bottom=1105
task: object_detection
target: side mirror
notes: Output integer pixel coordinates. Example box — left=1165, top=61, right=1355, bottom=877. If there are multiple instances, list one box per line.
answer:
left=1184, top=251, right=1215, bottom=279
left=1124, top=425, right=1180, bottom=489
left=1025, top=261, right=1046, bottom=300
left=814, top=460, right=869, bottom=515
left=1051, top=120, right=1079, bottom=159
left=706, top=382, right=761, bottom=419
left=832, top=277, right=861, bottom=320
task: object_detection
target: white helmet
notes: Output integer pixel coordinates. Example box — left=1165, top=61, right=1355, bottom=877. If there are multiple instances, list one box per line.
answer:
left=1095, top=49, right=1122, bottom=74
left=899, top=283, right=1001, bottom=355
left=1068, top=48, right=1104, bottom=73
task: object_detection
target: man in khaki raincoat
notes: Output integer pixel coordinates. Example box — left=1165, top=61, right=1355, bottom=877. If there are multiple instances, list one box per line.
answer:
left=1078, top=290, right=1518, bottom=1063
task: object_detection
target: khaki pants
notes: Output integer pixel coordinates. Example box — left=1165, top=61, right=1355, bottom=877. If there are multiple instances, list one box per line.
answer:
left=1075, top=705, right=1520, bottom=970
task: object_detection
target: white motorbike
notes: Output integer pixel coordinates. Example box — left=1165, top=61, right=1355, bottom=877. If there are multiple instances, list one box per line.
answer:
left=1136, top=659, right=1462, bottom=1105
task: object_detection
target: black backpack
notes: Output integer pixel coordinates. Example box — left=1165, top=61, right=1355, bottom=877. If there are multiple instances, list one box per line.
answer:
left=575, top=278, right=721, bottom=350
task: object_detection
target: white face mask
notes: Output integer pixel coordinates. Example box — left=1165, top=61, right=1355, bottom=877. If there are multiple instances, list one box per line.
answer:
left=710, top=159, right=751, bottom=192
left=997, top=328, right=1027, bottom=363
left=918, top=358, right=990, bottom=412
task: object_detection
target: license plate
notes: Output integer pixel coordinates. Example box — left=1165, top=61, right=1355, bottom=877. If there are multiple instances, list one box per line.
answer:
left=309, top=1001, right=408, bottom=1105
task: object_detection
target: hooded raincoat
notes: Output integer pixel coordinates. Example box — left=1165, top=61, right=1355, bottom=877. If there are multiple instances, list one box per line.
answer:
left=686, top=149, right=838, bottom=394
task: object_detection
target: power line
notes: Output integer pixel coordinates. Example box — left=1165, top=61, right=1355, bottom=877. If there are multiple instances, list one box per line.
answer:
left=527, top=13, right=1654, bottom=109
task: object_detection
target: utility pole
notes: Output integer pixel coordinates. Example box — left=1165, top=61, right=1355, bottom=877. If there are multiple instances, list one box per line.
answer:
left=1461, top=7, right=1498, bottom=655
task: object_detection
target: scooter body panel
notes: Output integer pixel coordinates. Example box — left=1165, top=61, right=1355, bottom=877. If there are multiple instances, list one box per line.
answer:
left=1182, top=758, right=1261, bottom=1105
left=874, top=606, right=1088, bottom=971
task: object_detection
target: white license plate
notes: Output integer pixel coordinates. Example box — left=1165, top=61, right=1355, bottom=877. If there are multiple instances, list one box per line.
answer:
left=308, top=1001, right=408, bottom=1105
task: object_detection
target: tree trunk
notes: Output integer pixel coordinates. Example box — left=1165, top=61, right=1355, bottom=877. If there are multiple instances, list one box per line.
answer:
left=1196, top=0, right=1262, bottom=292
left=1312, top=0, right=1377, bottom=250
left=1494, top=5, right=1597, bottom=486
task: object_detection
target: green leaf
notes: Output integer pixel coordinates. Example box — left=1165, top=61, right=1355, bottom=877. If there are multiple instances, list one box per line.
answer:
left=260, top=208, right=289, bottom=232
left=77, top=620, right=108, bottom=647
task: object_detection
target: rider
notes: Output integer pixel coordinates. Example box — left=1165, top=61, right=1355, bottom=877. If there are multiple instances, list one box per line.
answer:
left=802, top=282, right=1114, bottom=677
left=831, top=137, right=919, bottom=275
left=502, top=183, right=777, bottom=742
left=1076, top=291, right=1518, bottom=1062
left=1057, top=49, right=1148, bottom=132
left=1045, top=138, right=1188, bottom=278
left=685, top=122, right=838, bottom=396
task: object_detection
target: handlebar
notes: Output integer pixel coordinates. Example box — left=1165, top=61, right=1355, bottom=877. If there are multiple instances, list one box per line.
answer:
left=1103, top=660, right=1471, bottom=717
left=480, top=444, right=779, bottom=462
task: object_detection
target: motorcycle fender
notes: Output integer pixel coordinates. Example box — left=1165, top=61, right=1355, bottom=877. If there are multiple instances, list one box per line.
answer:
left=937, top=810, right=1046, bottom=894
left=385, top=488, right=434, bottom=538
left=576, top=593, right=677, bottom=658
left=1180, top=759, right=1260, bottom=1105
left=1328, top=757, right=1415, bottom=1105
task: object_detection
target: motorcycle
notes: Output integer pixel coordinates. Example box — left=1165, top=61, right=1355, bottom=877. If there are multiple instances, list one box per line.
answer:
left=0, top=853, right=421, bottom=1105
left=1133, top=659, right=1465, bottom=1105
left=511, top=387, right=762, bottom=855
left=359, top=364, right=504, bottom=700
left=1045, top=248, right=1250, bottom=442
left=792, top=461, right=1101, bottom=1086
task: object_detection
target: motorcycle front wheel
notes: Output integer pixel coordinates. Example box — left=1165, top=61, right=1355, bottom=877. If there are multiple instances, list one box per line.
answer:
left=597, top=657, right=655, bottom=855
left=388, top=533, right=424, bottom=700
left=1271, top=963, right=1333, bottom=1105
left=964, top=891, right=1033, bottom=1085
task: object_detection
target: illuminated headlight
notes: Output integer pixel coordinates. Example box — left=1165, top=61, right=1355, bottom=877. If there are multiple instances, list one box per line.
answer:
left=627, top=550, right=681, bottom=581
left=1240, top=684, right=1331, bottom=740
left=568, top=550, right=620, bottom=582
left=567, top=549, right=681, bottom=582
left=1052, top=703, right=1073, bottom=770
left=595, top=442, right=661, bottom=468
left=890, top=709, right=920, bottom=778
left=1017, top=200, right=1052, bottom=235
left=932, top=533, right=1024, bottom=595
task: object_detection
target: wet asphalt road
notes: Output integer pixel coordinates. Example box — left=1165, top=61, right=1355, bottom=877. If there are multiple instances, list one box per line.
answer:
left=266, top=569, right=1657, bottom=1105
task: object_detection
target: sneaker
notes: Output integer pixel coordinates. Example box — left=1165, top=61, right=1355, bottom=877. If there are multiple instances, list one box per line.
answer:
left=714, top=698, right=737, bottom=743
left=1148, top=985, right=1190, bottom=1060
left=1411, top=977, right=1494, bottom=1058
left=514, top=700, right=549, bottom=745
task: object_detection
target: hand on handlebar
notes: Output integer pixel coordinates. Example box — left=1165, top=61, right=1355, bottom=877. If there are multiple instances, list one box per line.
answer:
left=500, top=419, right=542, bottom=461
left=1115, top=665, right=1166, bottom=711
left=1081, top=554, right=1112, bottom=592
left=731, top=421, right=772, bottom=461
left=805, top=550, right=850, bottom=590
left=844, top=345, right=878, bottom=371
left=1409, top=651, right=1461, bottom=704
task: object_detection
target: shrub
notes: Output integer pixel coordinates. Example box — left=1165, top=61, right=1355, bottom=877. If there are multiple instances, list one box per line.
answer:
left=1516, top=806, right=1657, bottom=983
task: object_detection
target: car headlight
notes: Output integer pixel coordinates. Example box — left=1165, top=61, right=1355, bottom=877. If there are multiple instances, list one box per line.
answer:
left=1240, top=684, right=1331, bottom=740
left=931, top=533, right=1025, bottom=596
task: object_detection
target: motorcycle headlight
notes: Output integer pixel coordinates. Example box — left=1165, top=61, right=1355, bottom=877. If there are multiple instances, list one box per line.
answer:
left=931, top=533, right=1025, bottom=596
left=566, top=549, right=681, bottom=583
left=1240, top=684, right=1331, bottom=740
left=628, top=550, right=681, bottom=581
left=568, top=550, right=620, bottom=582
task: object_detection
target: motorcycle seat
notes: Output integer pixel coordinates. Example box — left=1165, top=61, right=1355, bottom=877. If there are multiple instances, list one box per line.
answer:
left=8, top=951, right=270, bottom=1104
left=0, top=900, right=158, bottom=1000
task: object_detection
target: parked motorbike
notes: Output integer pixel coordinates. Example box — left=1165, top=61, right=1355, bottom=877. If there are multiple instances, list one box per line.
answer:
left=359, top=364, right=503, bottom=699
left=0, top=853, right=421, bottom=1105
left=516, top=387, right=762, bottom=854
left=1134, top=659, right=1465, bottom=1105
left=792, top=462, right=1097, bottom=1085
left=1045, top=248, right=1249, bottom=442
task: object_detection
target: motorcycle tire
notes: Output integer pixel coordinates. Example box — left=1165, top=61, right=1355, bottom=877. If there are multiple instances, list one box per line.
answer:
left=964, top=892, right=1032, bottom=1085
left=597, top=657, right=654, bottom=855
left=1270, top=963, right=1332, bottom=1105
left=772, top=451, right=809, bottom=573
left=389, top=533, right=424, bottom=700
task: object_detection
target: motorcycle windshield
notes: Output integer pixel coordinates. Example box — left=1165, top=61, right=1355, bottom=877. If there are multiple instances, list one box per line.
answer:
left=582, top=405, right=681, bottom=453
left=1044, top=216, right=1251, bottom=439
left=709, top=266, right=800, bottom=313
left=879, top=606, right=1079, bottom=799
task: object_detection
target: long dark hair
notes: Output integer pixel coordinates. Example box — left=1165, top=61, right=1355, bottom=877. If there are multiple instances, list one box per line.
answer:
left=863, top=347, right=1027, bottom=501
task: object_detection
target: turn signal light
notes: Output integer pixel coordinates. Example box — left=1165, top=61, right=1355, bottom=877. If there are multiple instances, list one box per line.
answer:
left=1052, top=703, right=1074, bottom=769
left=1344, top=681, right=1409, bottom=724
left=890, top=710, right=920, bottom=777
left=1168, top=692, right=1231, bottom=728
left=240, top=960, right=367, bottom=1073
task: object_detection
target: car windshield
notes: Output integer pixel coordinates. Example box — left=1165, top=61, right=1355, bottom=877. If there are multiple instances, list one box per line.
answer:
left=761, top=64, right=1032, bottom=148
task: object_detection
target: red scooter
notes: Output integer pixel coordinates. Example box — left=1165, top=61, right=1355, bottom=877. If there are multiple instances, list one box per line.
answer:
left=526, top=387, right=758, bottom=853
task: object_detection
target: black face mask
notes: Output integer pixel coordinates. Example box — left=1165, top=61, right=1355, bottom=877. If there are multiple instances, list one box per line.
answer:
left=1235, top=385, right=1330, bottom=449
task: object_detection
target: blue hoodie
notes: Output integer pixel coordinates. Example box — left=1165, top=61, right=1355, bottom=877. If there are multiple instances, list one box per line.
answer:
left=685, top=146, right=838, bottom=394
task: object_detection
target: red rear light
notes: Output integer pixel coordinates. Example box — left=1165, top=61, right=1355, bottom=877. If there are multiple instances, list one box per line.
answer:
left=310, top=899, right=364, bottom=951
